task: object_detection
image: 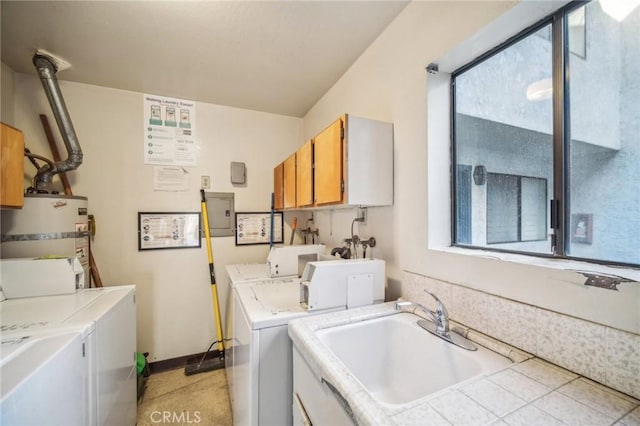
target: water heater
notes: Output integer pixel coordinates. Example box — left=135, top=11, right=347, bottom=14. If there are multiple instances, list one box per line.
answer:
left=1, top=194, right=90, bottom=288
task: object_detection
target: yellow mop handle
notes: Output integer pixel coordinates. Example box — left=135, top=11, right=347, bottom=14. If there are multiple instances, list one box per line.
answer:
left=200, top=189, right=224, bottom=354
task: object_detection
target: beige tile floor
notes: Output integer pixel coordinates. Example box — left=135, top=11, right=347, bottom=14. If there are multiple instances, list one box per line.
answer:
left=137, top=367, right=232, bottom=426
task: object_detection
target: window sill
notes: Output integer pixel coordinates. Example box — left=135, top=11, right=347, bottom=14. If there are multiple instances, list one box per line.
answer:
left=431, top=246, right=640, bottom=283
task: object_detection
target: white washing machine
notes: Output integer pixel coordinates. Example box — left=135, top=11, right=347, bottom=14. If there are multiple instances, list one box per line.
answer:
left=223, top=265, right=298, bottom=418
left=224, top=264, right=265, bottom=390
left=0, top=286, right=137, bottom=426
left=229, top=279, right=344, bottom=426
left=1, top=330, right=87, bottom=425
left=224, top=263, right=303, bottom=394
left=224, top=245, right=328, bottom=347
left=226, top=245, right=326, bottom=286
left=226, top=263, right=271, bottom=285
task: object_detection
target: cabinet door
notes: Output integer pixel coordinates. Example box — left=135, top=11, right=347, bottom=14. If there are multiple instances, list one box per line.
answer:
left=273, top=162, right=284, bottom=210
left=1, top=123, right=25, bottom=209
left=293, top=347, right=355, bottom=426
left=296, top=140, right=314, bottom=207
left=314, top=117, right=344, bottom=205
left=283, top=153, right=296, bottom=209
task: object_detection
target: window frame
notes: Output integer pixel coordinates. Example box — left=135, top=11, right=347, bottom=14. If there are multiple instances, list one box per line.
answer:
left=449, top=0, right=638, bottom=268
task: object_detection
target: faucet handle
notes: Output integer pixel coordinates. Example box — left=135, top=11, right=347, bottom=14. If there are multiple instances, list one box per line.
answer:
left=423, top=289, right=442, bottom=302
left=423, top=290, right=448, bottom=313
left=423, top=290, right=449, bottom=333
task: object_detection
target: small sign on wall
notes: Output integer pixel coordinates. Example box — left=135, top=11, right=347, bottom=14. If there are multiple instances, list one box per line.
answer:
left=571, top=213, right=593, bottom=245
left=138, top=212, right=201, bottom=250
left=235, top=212, right=283, bottom=246
left=143, top=93, right=197, bottom=167
left=153, top=166, right=190, bottom=191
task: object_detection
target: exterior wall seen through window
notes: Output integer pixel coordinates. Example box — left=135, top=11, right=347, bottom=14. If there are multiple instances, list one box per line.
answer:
left=452, top=1, right=639, bottom=266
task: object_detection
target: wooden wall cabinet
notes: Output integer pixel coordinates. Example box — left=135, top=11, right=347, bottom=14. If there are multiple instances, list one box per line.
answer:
left=273, top=114, right=393, bottom=210
left=314, top=118, right=344, bottom=206
left=315, top=114, right=393, bottom=207
left=295, top=140, right=314, bottom=208
left=283, top=153, right=297, bottom=209
left=1, top=123, right=25, bottom=209
left=273, top=162, right=284, bottom=210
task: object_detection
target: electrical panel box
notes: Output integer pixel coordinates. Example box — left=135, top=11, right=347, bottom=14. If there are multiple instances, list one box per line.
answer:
left=230, top=162, right=246, bottom=184
left=205, top=192, right=235, bottom=237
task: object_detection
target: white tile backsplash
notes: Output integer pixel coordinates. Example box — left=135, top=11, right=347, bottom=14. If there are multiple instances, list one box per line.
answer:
left=606, top=328, right=640, bottom=398
left=537, top=309, right=607, bottom=383
left=449, top=286, right=491, bottom=333
left=401, top=271, right=453, bottom=314
left=487, top=296, right=537, bottom=354
left=402, top=271, right=640, bottom=400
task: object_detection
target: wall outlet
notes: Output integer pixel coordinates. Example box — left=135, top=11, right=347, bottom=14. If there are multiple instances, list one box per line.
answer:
left=357, top=207, right=367, bottom=225
left=201, top=176, right=211, bottom=189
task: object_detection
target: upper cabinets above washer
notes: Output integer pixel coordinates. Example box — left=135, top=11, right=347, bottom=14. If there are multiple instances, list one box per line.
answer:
left=295, top=139, right=314, bottom=208
left=273, top=114, right=393, bottom=210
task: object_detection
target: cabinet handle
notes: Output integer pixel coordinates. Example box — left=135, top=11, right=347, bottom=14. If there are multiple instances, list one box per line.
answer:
left=320, top=377, right=358, bottom=425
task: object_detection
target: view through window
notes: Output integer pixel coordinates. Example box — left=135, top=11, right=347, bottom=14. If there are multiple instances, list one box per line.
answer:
left=452, top=1, right=639, bottom=266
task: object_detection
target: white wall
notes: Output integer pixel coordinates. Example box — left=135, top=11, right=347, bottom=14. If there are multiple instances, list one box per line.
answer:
left=1, top=62, right=15, bottom=125
left=303, top=1, right=639, bottom=335
left=12, top=73, right=302, bottom=361
left=303, top=0, right=519, bottom=276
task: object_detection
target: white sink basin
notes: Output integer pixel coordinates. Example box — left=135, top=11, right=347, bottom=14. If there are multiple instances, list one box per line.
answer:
left=316, top=312, right=512, bottom=405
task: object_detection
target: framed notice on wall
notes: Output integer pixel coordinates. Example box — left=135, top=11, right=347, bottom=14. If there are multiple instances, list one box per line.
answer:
left=235, top=212, right=283, bottom=246
left=138, top=212, right=201, bottom=250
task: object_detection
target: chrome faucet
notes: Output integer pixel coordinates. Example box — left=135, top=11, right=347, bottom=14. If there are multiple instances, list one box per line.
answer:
left=395, top=290, right=477, bottom=351
left=424, top=290, right=450, bottom=335
left=395, top=290, right=450, bottom=336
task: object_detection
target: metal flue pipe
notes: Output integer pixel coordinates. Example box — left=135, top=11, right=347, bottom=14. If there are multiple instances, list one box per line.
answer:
left=32, top=53, right=83, bottom=192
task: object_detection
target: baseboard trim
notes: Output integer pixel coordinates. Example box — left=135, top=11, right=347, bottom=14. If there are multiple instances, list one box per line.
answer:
left=149, top=350, right=223, bottom=374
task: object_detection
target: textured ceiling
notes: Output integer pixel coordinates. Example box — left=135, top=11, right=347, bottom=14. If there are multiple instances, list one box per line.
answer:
left=1, top=1, right=408, bottom=117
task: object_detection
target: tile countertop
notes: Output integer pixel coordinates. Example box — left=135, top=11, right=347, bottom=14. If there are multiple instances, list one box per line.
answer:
left=288, top=302, right=640, bottom=426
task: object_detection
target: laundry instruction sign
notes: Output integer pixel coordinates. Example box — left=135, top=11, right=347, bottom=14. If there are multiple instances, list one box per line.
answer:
left=143, top=94, right=197, bottom=166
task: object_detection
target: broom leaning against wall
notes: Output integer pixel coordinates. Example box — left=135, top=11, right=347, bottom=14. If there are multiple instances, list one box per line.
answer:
left=184, top=189, right=226, bottom=375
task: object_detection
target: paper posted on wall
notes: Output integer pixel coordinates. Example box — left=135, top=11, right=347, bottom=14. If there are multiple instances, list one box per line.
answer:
left=143, top=93, right=197, bottom=167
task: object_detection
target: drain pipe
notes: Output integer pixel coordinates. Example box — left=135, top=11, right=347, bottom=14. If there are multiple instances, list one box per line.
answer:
left=32, top=53, right=83, bottom=192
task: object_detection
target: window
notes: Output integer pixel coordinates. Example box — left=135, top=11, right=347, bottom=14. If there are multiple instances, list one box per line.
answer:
left=452, top=1, right=640, bottom=266
left=487, top=174, right=547, bottom=245
left=536, top=6, right=586, bottom=58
